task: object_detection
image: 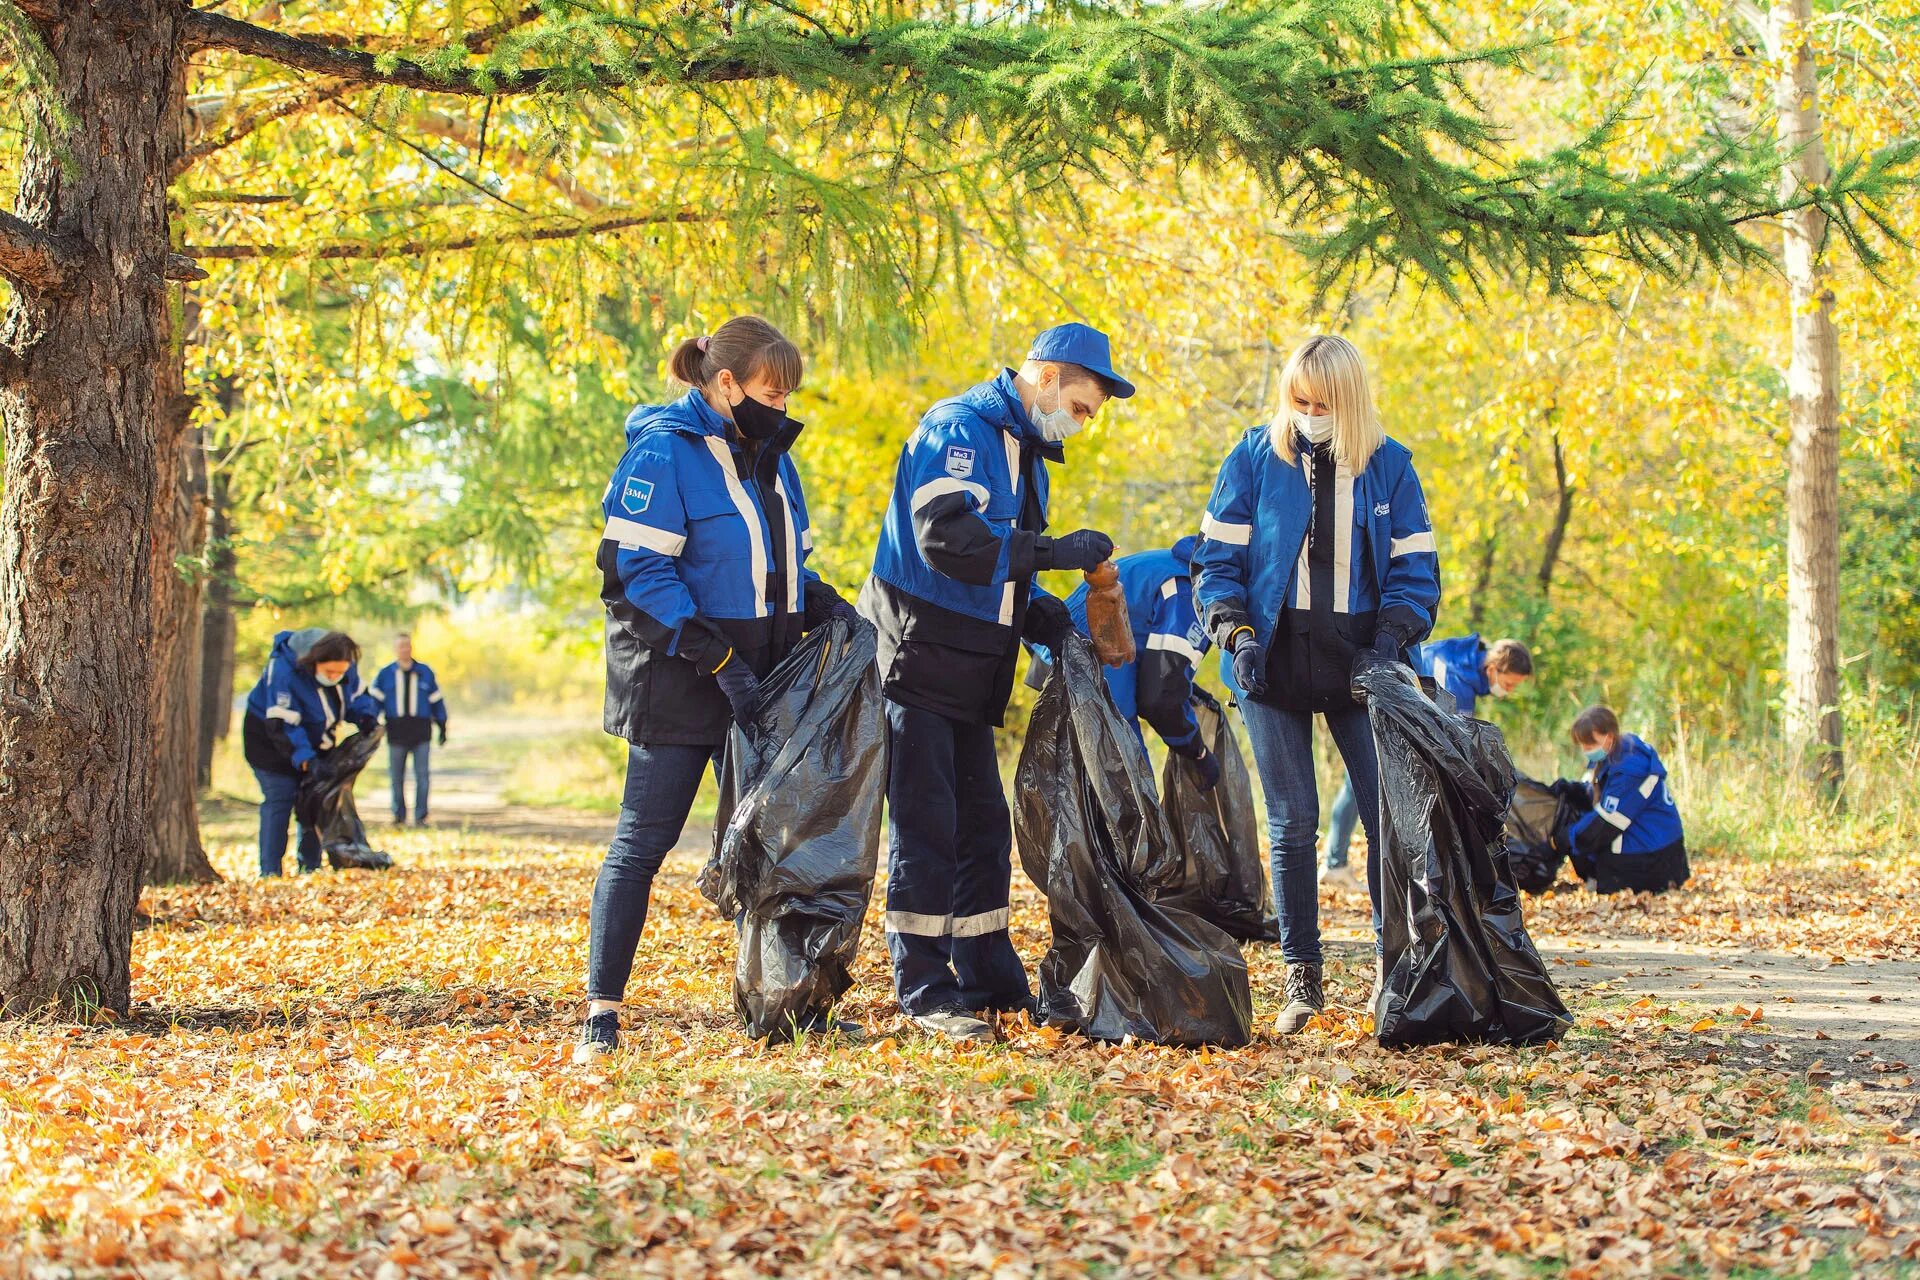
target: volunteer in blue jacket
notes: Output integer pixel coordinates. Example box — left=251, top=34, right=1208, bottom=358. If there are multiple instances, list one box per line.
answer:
left=370, top=632, right=448, bottom=826
left=242, top=629, right=380, bottom=877
left=1040, top=537, right=1220, bottom=786
left=581, top=316, right=859, bottom=1057
left=1192, top=334, right=1442, bottom=1034
left=1322, top=635, right=1531, bottom=883
left=862, top=323, right=1129, bottom=1042
left=1553, top=704, right=1690, bottom=894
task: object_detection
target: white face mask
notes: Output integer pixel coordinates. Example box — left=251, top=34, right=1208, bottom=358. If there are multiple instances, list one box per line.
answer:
left=314, top=670, right=344, bottom=688
left=1290, top=408, right=1336, bottom=444
left=1033, top=380, right=1083, bottom=443
left=1489, top=679, right=1512, bottom=699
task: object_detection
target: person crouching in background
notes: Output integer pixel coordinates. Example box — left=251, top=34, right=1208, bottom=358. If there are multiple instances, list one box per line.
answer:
left=1552, top=704, right=1690, bottom=894
left=242, top=629, right=379, bottom=876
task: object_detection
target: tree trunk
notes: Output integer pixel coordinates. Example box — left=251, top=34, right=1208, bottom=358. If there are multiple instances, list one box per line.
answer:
left=1536, top=430, right=1575, bottom=596
left=1772, top=0, right=1844, bottom=792
left=197, top=466, right=237, bottom=788
left=146, top=394, right=217, bottom=886
left=0, top=7, right=183, bottom=1016
left=1466, top=528, right=1499, bottom=632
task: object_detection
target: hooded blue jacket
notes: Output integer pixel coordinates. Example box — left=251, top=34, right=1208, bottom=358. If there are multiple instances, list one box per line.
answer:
left=1192, top=424, right=1441, bottom=704
left=597, top=389, right=829, bottom=746
left=1568, top=733, right=1685, bottom=857
left=862, top=369, right=1064, bottom=726
left=242, top=629, right=380, bottom=773
left=1413, top=633, right=1492, bottom=717
left=1057, top=538, right=1208, bottom=750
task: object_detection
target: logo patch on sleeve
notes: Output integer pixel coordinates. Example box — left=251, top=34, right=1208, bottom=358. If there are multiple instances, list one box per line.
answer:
left=1186, top=623, right=1208, bottom=649
left=621, top=477, right=655, bottom=515
left=1373, top=501, right=1391, bottom=516
left=945, top=446, right=975, bottom=479
left=1603, top=796, right=1621, bottom=813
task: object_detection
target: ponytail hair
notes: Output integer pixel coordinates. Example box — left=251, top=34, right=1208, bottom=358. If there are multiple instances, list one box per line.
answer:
left=668, top=316, right=803, bottom=392
left=1570, top=704, right=1620, bottom=748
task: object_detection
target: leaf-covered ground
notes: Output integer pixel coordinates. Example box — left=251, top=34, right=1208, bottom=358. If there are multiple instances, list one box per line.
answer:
left=4, top=818, right=1918, bottom=1279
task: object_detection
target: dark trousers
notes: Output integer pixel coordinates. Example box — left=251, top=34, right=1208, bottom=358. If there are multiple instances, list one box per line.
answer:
left=1239, top=698, right=1382, bottom=965
left=585, top=742, right=716, bottom=1002
left=388, top=740, right=430, bottom=822
left=254, top=767, right=319, bottom=877
left=883, top=699, right=1031, bottom=1016
left=1573, top=838, right=1691, bottom=895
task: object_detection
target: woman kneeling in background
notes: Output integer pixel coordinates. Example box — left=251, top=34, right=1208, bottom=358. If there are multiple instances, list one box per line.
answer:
left=1553, top=704, right=1690, bottom=894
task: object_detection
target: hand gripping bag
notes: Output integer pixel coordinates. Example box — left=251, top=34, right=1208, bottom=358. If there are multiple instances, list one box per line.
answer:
left=296, top=726, right=393, bottom=871
left=1354, top=657, right=1570, bottom=1047
left=1160, top=690, right=1280, bottom=942
left=698, top=617, right=886, bottom=1041
left=1014, top=636, right=1253, bottom=1047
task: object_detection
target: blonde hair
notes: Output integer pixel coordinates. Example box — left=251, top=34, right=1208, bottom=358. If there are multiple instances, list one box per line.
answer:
left=1270, top=334, right=1384, bottom=471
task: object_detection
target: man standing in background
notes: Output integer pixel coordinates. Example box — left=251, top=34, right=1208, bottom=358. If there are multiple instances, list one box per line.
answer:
left=371, top=633, right=449, bottom=827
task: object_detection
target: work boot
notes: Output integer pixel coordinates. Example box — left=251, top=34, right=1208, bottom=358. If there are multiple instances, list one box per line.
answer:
left=574, top=1009, right=620, bottom=1061
left=911, top=1009, right=993, bottom=1043
left=1274, top=963, right=1325, bottom=1035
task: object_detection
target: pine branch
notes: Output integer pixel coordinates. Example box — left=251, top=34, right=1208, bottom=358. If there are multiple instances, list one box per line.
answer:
left=182, top=206, right=815, bottom=261
left=175, top=80, right=359, bottom=177
left=291, top=5, right=545, bottom=55
left=0, top=210, right=80, bottom=294
left=179, top=10, right=783, bottom=94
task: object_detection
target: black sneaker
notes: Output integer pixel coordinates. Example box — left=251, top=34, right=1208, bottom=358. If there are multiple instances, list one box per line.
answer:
left=1275, top=963, right=1325, bottom=1035
left=796, top=1011, right=869, bottom=1042
left=574, top=1009, right=620, bottom=1061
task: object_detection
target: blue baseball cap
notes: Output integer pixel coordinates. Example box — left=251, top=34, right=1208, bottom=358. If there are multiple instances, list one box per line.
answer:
left=1026, top=322, right=1135, bottom=399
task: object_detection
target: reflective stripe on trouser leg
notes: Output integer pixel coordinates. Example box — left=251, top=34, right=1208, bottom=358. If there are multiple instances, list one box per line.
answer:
left=948, top=717, right=1029, bottom=1011
left=883, top=699, right=966, bottom=1015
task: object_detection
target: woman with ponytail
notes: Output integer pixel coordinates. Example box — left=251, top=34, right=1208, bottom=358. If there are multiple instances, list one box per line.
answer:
left=581, top=316, right=861, bottom=1055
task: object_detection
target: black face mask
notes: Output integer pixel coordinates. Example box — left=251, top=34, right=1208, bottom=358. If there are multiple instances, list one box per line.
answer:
left=730, top=390, right=788, bottom=441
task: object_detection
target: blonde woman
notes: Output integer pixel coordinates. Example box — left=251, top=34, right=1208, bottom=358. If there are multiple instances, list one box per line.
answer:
left=1191, top=335, right=1442, bottom=1033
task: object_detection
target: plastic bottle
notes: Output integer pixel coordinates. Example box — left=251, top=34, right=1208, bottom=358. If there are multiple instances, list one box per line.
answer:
left=1082, top=560, right=1136, bottom=668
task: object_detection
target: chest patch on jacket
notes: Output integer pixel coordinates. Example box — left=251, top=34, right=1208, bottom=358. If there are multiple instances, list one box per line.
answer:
left=621, top=477, right=655, bottom=515
left=945, top=447, right=975, bottom=479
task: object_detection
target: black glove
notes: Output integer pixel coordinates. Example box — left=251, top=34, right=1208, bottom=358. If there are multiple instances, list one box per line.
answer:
left=1187, top=745, right=1222, bottom=792
left=437, top=722, right=447, bottom=747
left=1228, top=630, right=1267, bottom=698
left=803, top=579, right=861, bottom=630
left=713, top=659, right=761, bottom=727
left=1369, top=631, right=1404, bottom=661
left=1549, top=779, right=1593, bottom=811
left=1023, top=593, right=1074, bottom=650
left=1035, top=529, right=1115, bottom=572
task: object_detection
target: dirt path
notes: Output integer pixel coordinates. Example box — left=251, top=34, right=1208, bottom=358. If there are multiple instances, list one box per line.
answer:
left=408, top=713, right=619, bottom=842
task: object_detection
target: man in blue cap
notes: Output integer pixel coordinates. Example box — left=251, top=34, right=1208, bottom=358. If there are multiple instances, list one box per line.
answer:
left=862, top=323, right=1131, bottom=1041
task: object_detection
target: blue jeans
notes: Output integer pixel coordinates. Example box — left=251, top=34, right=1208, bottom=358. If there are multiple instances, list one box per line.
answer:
left=585, top=742, right=716, bottom=1002
left=389, top=740, right=431, bottom=822
left=1238, top=700, right=1382, bottom=965
left=1323, top=774, right=1360, bottom=868
left=254, top=767, right=320, bottom=877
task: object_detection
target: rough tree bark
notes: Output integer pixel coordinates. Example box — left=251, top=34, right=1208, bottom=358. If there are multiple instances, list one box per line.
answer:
left=1770, top=0, right=1844, bottom=791
left=146, top=399, right=217, bottom=886
left=196, top=466, right=237, bottom=789
left=0, top=4, right=184, bottom=1014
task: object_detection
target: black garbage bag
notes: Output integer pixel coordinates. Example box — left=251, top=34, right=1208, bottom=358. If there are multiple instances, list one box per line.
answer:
left=1354, top=658, right=1570, bottom=1047
left=296, top=727, right=393, bottom=871
left=1014, top=636, right=1253, bottom=1047
left=1160, top=689, right=1280, bottom=942
left=1504, top=774, right=1575, bottom=894
left=698, top=617, right=886, bottom=1042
